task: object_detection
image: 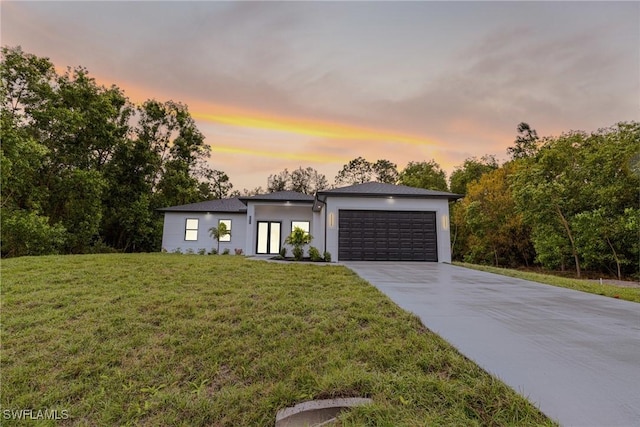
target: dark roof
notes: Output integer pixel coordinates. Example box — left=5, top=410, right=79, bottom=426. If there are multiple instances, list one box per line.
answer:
left=157, top=197, right=247, bottom=213
left=238, top=190, right=314, bottom=203
left=316, top=182, right=462, bottom=200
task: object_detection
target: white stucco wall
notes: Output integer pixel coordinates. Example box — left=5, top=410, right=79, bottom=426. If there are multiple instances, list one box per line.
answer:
left=244, top=203, right=316, bottom=256
left=322, top=196, right=452, bottom=263
left=161, top=212, right=247, bottom=254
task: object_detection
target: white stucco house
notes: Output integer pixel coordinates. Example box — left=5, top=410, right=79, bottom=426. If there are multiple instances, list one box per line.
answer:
left=158, top=182, right=462, bottom=262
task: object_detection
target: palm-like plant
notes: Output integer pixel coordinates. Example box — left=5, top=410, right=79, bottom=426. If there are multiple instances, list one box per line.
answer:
left=285, top=227, right=313, bottom=261
left=209, top=222, right=231, bottom=254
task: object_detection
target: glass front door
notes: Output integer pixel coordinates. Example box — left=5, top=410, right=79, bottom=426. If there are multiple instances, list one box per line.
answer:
left=256, top=221, right=281, bottom=254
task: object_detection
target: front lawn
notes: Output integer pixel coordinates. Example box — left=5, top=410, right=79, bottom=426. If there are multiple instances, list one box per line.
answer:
left=2, top=254, right=553, bottom=426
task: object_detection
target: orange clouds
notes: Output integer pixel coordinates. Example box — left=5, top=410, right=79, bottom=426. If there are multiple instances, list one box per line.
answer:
left=209, top=144, right=345, bottom=164
left=190, top=108, right=442, bottom=148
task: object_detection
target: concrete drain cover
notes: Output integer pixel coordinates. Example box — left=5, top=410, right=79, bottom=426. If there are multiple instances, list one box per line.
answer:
left=275, top=397, right=373, bottom=427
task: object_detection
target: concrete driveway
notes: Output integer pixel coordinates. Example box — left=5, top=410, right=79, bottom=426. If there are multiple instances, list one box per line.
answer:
left=344, top=262, right=640, bottom=427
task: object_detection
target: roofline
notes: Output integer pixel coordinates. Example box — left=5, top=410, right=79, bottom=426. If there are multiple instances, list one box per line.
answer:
left=315, top=192, right=463, bottom=201
left=156, top=207, right=247, bottom=213
left=237, top=198, right=314, bottom=204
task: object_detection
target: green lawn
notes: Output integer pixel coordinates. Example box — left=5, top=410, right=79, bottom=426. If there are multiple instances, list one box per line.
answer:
left=2, top=254, right=553, bottom=426
left=455, top=262, right=640, bottom=303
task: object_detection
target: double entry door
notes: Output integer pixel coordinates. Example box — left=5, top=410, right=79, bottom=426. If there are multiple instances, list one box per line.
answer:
left=256, top=221, right=281, bottom=255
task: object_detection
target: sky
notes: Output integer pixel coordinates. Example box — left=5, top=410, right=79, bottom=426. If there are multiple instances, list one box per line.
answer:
left=2, top=1, right=639, bottom=191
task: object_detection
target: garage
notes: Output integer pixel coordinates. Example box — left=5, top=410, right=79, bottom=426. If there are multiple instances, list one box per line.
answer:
left=338, top=210, right=438, bottom=261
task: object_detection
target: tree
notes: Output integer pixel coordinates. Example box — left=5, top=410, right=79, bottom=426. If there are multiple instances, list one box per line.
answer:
left=334, top=157, right=373, bottom=186
left=290, top=167, right=329, bottom=194
left=209, top=170, right=233, bottom=199
left=209, top=222, right=231, bottom=254
left=449, top=155, right=499, bottom=195
left=265, top=166, right=328, bottom=194
left=1, top=46, right=227, bottom=256
left=229, top=186, right=264, bottom=197
left=1, top=46, right=132, bottom=254
left=373, top=159, right=399, bottom=184
left=457, top=163, right=533, bottom=267
left=514, top=133, right=586, bottom=276
left=507, top=122, right=539, bottom=160
left=398, top=160, right=448, bottom=191
left=513, top=123, right=639, bottom=278
left=267, top=169, right=290, bottom=192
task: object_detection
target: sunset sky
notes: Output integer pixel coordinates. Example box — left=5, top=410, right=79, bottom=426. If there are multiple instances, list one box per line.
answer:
left=2, top=1, right=638, bottom=191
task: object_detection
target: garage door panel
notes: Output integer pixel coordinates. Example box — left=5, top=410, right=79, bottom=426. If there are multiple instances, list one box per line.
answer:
left=338, top=210, right=437, bottom=261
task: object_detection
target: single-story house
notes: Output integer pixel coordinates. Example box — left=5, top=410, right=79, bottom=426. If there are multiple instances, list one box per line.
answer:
left=158, top=182, right=462, bottom=262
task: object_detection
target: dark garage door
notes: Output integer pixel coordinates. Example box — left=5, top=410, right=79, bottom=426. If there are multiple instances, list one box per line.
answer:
left=338, top=210, right=438, bottom=261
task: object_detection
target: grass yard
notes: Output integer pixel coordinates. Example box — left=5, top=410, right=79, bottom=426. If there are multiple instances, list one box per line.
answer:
left=455, top=262, right=640, bottom=303
left=2, top=254, right=554, bottom=426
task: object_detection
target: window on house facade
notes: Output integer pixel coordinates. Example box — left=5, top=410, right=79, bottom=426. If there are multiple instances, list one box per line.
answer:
left=291, top=221, right=310, bottom=234
left=219, top=219, right=231, bottom=242
left=185, top=218, right=199, bottom=241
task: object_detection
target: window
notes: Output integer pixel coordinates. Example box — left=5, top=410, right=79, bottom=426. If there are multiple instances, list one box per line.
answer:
left=219, top=219, right=231, bottom=242
left=185, top=218, right=198, bottom=241
left=291, top=221, right=310, bottom=234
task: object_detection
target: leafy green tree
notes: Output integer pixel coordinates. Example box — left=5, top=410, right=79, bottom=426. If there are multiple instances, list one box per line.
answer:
left=372, top=159, right=399, bottom=184
left=449, top=155, right=499, bottom=195
left=513, top=132, right=587, bottom=277
left=1, top=46, right=229, bottom=256
left=204, top=169, right=233, bottom=199
left=267, top=169, right=290, bottom=192
left=334, top=157, right=373, bottom=186
left=290, top=167, right=329, bottom=194
left=266, top=167, right=328, bottom=194
left=398, top=160, right=448, bottom=191
left=458, top=163, right=533, bottom=267
left=1, top=46, right=131, bottom=254
left=512, top=123, right=639, bottom=278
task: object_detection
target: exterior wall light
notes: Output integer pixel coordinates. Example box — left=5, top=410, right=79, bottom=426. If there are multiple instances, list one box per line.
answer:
left=441, top=215, right=449, bottom=230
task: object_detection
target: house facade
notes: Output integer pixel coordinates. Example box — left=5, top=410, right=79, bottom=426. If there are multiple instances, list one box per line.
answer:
left=159, top=182, right=461, bottom=262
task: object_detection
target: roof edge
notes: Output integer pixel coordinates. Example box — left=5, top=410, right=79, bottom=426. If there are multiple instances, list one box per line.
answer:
left=316, top=192, right=463, bottom=201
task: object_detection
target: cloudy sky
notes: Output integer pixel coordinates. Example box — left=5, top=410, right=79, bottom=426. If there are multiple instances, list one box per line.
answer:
left=3, top=1, right=638, bottom=191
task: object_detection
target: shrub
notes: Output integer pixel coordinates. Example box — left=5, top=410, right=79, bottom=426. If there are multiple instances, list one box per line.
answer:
left=285, top=227, right=313, bottom=262
left=279, top=247, right=287, bottom=258
left=222, top=248, right=230, bottom=255
left=1, top=209, right=66, bottom=257
left=234, top=248, right=243, bottom=255
left=309, top=246, right=322, bottom=262
left=323, top=251, right=332, bottom=262
left=172, top=247, right=183, bottom=254
left=292, top=246, right=304, bottom=261
left=197, top=248, right=207, bottom=255
left=208, top=248, right=218, bottom=255
left=185, top=248, right=195, bottom=255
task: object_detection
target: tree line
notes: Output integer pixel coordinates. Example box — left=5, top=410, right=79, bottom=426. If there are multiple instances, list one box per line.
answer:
left=2, top=46, right=638, bottom=279
left=2, top=46, right=231, bottom=255
left=451, top=122, right=639, bottom=280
